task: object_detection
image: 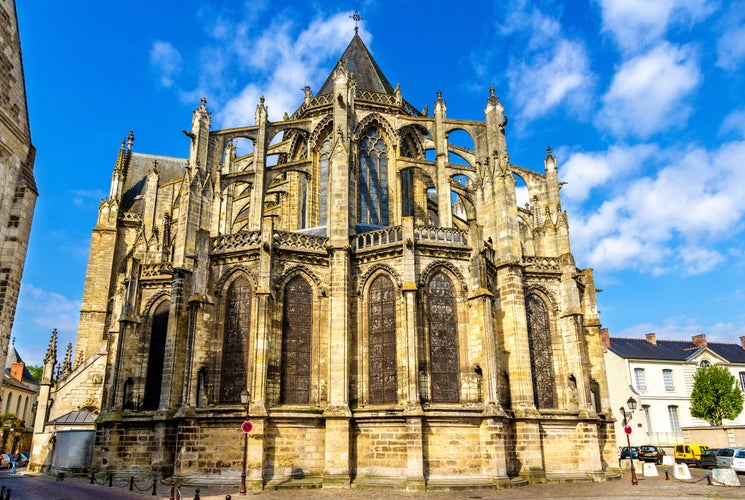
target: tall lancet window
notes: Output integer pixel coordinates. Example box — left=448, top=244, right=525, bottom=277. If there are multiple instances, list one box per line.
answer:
left=526, top=294, right=556, bottom=408
left=368, top=275, right=397, bottom=404
left=143, top=301, right=169, bottom=410
left=281, top=276, right=312, bottom=404
left=319, top=137, right=331, bottom=226
left=427, top=271, right=460, bottom=403
left=359, top=127, right=389, bottom=226
left=220, top=277, right=251, bottom=403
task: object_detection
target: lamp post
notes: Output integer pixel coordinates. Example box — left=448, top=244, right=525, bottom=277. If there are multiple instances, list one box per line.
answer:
left=619, top=396, right=638, bottom=485
left=240, top=389, right=250, bottom=495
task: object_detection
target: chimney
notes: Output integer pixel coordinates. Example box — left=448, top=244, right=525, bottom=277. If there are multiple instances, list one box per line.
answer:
left=601, top=328, right=610, bottom=350
left=646, top=333, right=657, bottom=346
left=741, top=336, right=745, bottom=350
left=10, top=362, right=24, bottom=382
left=692, top=334, right=707, bottom=348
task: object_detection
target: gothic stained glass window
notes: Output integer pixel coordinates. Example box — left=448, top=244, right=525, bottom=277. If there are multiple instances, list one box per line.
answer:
left=427, top=271, right=460, bottom=403
left=358, top=127, right=389, bottom=226
left=368, top=275, right=397, bottom=404
left=319, top=137, right=331, bottom=226
left=526, top=294, right=556, bottom=409
left=281, top=276, right=312, bottom=404
left=143, top=301, right=169, bottom=410
left=220, top=277, right=251, bottom=403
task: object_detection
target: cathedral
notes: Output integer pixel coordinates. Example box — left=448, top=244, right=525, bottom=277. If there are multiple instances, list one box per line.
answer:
left=30, top=31, right=617, bottom=489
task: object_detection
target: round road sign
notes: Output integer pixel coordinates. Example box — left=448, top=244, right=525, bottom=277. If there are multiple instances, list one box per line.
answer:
left=624, top=425, right=632, bottom=435
left=241, top=421, right=253, bottom=433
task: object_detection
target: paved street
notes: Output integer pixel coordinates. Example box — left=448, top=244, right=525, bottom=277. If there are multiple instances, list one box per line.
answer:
left=3, top=466, right=745, bottom=499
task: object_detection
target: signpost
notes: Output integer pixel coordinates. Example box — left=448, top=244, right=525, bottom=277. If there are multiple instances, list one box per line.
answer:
left=242, top=421, right=253, bottom=433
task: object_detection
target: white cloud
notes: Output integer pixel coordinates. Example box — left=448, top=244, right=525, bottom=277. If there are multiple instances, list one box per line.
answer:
left=497, top=4, right=593, bottom=123
left=596, top=42, right=700, bottom=139
left=613, top=317, right=745, bottom=342
left=570, top=140, right=745, bottom=275
left=720, top=108, right=745, bottom=138
left=598, top=0, right=716, bottom=53
left=559, top=144, right=657, bottom=204
left=71, top=189, right=107, bottom=207
left=15, top=283, right=81, bottom=333
left=716, top=24, right=745, bottom=70
left=150, top=41, right=183, bottom=88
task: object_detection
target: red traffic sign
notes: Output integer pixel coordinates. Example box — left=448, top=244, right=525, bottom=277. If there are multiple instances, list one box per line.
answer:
left=624, top=425, right=632, bottom=435
left=241, top=421, right=253, bottom=433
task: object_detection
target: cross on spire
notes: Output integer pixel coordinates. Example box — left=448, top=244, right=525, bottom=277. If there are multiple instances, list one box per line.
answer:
left=350, top=4, right=363, bottom=34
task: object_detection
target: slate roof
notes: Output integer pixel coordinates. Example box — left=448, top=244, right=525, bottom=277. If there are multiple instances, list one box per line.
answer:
left=47, top=410, right=98, bottom=425
left=609, top=337, right=745, bottom=364
left=4, top=344, right=38, bottom=385
left=317, top=33, right=394, bottom=95
left=121, top=152, right=187, bottom=212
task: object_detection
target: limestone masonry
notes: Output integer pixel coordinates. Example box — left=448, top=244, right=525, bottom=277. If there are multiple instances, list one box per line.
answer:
left=31, top=32, right=616, bottom=489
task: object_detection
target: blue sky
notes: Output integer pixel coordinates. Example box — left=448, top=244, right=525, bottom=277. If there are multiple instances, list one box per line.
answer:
left=12, top=0, right=745, bottom=366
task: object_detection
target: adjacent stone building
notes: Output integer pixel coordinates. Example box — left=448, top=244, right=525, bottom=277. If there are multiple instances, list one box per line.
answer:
left=31, top=32, right=616, bottom=488
left=0, top=1, right=38, bottom=386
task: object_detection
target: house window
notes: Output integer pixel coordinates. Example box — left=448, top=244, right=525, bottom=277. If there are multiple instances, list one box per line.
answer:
left=663, top=369, right=674, bottom=391
left=643, top=405, right=653, bottom=434
left=634, top=367, right=647, bottom=390
left=739, top=372, right=745, bottom=391
left=700, top=360, right=711, bottom=368
left=668, top=405, right=681, bottom=433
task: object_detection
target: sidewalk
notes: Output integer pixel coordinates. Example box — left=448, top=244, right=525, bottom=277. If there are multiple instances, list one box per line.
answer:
left=3, top=466, right=745, bottom=499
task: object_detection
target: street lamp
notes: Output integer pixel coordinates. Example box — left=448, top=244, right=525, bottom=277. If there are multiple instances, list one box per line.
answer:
left=619, top=396, right=638, bottom=485
left=240, top=389, right=250, bottom=495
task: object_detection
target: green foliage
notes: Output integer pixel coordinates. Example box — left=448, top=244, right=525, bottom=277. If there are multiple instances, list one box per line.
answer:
left=26, top=364, right=43, bottom=382
left=690, top=364, right=744, bottom=426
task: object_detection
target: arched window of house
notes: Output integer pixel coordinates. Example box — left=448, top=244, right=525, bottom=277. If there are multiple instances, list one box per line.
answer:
left=23, top=396, right=29, bottom=422
left=700, top=360, right=711, bottom=368
left=319, top=137, right=331, bottom=226
left=143, top=301, right=169, bottom=410
left=526, top=294, right=556, bottom=408
left=281, top=276, right=312, bottom=404
left=427, top=271, right=459, bottom=403
left=220, top=277, right=252, bottom=403
left=15, top=394, right=21, bottom=415
left=359, top=127, right=389, bottom=226
left=368, top=274, right=397, bottom=404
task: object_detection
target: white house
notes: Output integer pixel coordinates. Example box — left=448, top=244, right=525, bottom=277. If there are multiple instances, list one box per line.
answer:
left=603, top=332, right=745, bottom=449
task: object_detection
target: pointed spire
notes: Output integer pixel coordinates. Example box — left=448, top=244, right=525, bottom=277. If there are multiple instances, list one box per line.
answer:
left=44, top=328, right=58, bottom=365
left=317, top=33, right=393, bottom=95
left=60, top=342, right=73, bottom=377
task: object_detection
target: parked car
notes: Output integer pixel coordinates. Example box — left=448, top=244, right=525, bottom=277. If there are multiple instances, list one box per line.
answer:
left=714, top=447, right=745, bottom=468
left=699, top=448, right=719, bottom=469
left=638, top=445, right=666, bottom=464
left=19, top=452, right=29, bottom=467
left=731, top=449, right=745, bottom=473
left=619, top=446, right=641, bottom=460
left=0, top=455, right=8, bottom=469
left=674, top=443, right=710, bottom=467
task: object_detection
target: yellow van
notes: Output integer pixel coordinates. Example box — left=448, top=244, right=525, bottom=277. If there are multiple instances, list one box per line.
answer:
left=674, top=443, right=710, bottom=466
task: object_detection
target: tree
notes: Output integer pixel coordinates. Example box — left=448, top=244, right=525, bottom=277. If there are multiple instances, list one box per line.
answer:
left=26, top=365, right=43, bottom=382
left=690, top=364, right=744, bottom=426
